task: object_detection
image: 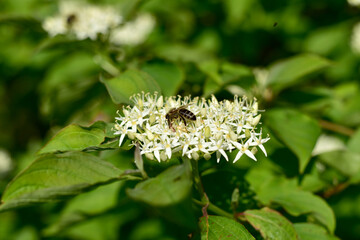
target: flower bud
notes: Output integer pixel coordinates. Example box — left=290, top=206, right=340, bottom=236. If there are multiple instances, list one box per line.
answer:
left=145, top=152, right=154, bottom=161
left=252, top=114, right=261, bottom=126
left=251, top=147, right=258, bottom=155
left=204, top=153, right=211, bottom=160
left=156, top=96, right=163, bottom=108
left=149, top=114, right=156, bottom=124
left=204, top=126, right=211, bottom=139
left=192, top=151, right=200, bottom=160
left=160, top=151, right=167, bottom=161
left=128, top=131, right=136, bottom=140
left=245, top=129, right=251, bottom=139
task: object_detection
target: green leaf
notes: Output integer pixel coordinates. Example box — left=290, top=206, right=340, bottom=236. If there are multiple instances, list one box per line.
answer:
left=141, top=61, right=185, bottom=96
left=245, top=168, right=336, bottom=233
left=244, top=208, right=298, bottom=240
left=197, top=60, right=223, bottom=85
left=223, top=0, right=255, bottom=29
left=267, top=54, right=331, bottom=91
left=199, top=215, right=255, bottom=240
left=266, top=108, right=321, bottom=173
left=126, top=164, right=191, bottom=206
left=319, top=151, right=360, bottom=177
left=348, top=128, right=360, bottom=154
left=38, top=122, right=110, bottom=154
left=273, top=191, right=336, bottom=233
left=44, top=182, right=123, bottom=236
left=101, top=69, right=161, bottom=104
left=294, top=223, right=339, bottom=240
left=0, top=152, right=123, bottom=212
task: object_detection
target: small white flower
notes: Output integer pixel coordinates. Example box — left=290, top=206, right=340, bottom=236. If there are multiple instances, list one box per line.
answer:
left=114, top=92, right=270, bottom=163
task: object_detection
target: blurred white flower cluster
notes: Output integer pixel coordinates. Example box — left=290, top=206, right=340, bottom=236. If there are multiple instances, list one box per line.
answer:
left=114, top=93, right=269, bottom=163
left=42, top=1, right=155, bottom=45
left=110, top=14, right=155, bottom=46
left=348, top=0, right=360, bottom=7
left=351, top=22, right=360, bottom=54
left=0, top=149, right=12, bottom=178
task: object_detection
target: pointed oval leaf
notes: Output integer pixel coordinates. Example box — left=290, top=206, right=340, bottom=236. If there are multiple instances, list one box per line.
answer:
left=38, top=122, right=110, bottom=154
left=101, top=69, right=161, bottom=104
left=199, top=215, right=255, bottom=240
left=0, top=152, right=122, bottom=212
left=267, top=54, right=331, bottom=90
left=244, top=208, right=298, bottom=240
left=294, top=223, right=339, bottom=240
left=319, top=150, right=360, bottom=177
left=273, top=191, right=336, bottom=233
left=266, top=108, right=321, bottom=173
left=141, top=61, right=185, bottom=96
left=126, top=164, right=191, bottom=206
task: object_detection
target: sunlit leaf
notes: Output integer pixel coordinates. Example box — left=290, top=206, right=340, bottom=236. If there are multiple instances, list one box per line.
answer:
left=273, top=191, right=336, bottom=233
left=44, top=182, right=123, bottom=236
left=126, top=164, right=191, bottom=206
left=101, top=69, right=161, bottom=104
left=199, top=215, right=254, bottom=240
left=244, top=208, right=298, bottom=240
left=266, top=108, right=321, bottom=173
left=38, top=122, right=111, bottom=154
left=0, top=152, right=123, bottom=212
left=319, top=150, right=360, bottom=177
left=294, top=223, right=339, bottom=240
left=246, top=168, right=336, bottom=233
left=267, top=54, right=331, bottom=91
left=141, top=61, right=184, bottom=96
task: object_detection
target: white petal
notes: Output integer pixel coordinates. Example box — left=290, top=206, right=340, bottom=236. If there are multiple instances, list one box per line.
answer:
left=154, top=150, right=161, bottom=162
left=183, top=144, right=189, bottom=156
left=216, top=151, right=221, bottom=163
left=166, top=147, right=172, bottom=159
left=245, top=150, right=257, bottom=161
left=233, top=151, right=243, bottom=163
left=119, top=134, right=126, bottom=146
left=219, top=149, right=229, bottom=161
left=258, top=144, right=267, bottom=157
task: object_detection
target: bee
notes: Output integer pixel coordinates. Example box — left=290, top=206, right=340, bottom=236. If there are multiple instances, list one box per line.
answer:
left=166, top=105, right=196, bottom=131
left=66, top=14, right=77, bottom=27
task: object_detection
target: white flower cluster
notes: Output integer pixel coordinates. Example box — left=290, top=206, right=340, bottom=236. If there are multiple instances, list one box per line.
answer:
left=351, top=22, right=360, bottom=54
left=348, top=0, right=360, bottom=7
left=42, top=1, right=155, bottom=45
left=110, top=14, right=156, bottom=46
left=0, top=149, right=12, bottom=178
left=43, top=1, right=122, bottom=40
left=114, top=93, right=269, bottom=163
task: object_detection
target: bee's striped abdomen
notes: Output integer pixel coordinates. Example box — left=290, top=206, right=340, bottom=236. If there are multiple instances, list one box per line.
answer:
left=179, top=108, right=196, bottom=121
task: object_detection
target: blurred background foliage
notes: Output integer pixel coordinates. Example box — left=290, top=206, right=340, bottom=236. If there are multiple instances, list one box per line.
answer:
left=1, top=0, right=360, bottom=239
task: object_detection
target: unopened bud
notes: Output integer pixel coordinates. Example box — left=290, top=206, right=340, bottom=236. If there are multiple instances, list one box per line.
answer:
left=204, top=153, right=211, bottom=160
left=252, top=114, right=261, bottom=126
left=160, top=151, right=167, bottom=161
left=204, top=126, right=211, bottom=139
left=230, top=130, right=237, bottom=141
left=128, top=132, right=136, bottom=140
left=145, top=152, right=154, bottom=160
left=149, top=114, right=156, bottom=124
left=192, top=151, right=200, bottom=160
left=251, top=147, right=258, bottom=155
left=156, top=96, right=163, bottom=108
left=245, top=129, right=251, bottom=138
